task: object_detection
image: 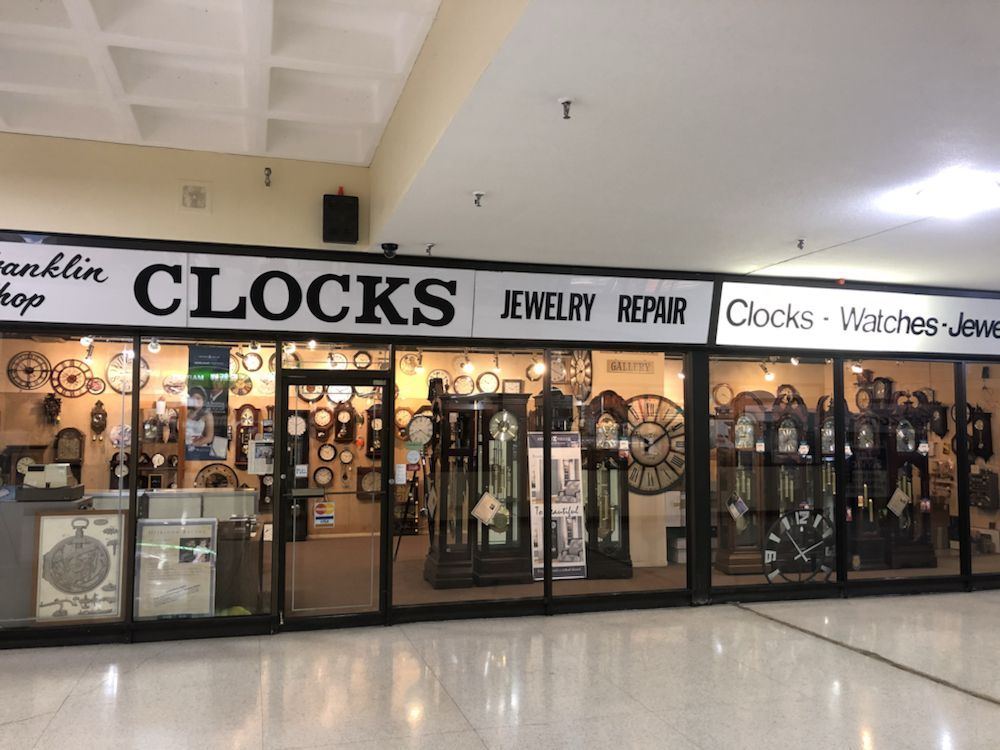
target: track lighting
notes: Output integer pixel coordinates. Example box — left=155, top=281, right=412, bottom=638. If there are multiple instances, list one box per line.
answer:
left=415, top=351, right=425, bottom=374
left=677, top=370, right=686, bottom=380
left=284, top=342, right=296, bottom=355
left=326, top=352, right=335, bottom=369
left=83, top=344, right=94, bottom=364
left=790, top=356, right=800, bottom=366
left=307, top=339, right=317, bottom=350
left=80, top=335, right=93, bottom=347
left=122, top=346, right=135, bottom=362
left=493, top=352, right=501, bottom=371
left=760, top=363, right=775, bottom=382
left=851, top=360, right=864, bottom=374
left=461, top=351, right=474, bottom=373
left=147, top=338, right=161, bottom=354
left=249, top=341, right=259, bottom=352
left=531, top=357, right=546, bottom=377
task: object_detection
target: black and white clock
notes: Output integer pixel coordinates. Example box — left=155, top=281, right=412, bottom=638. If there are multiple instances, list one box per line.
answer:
left=763, top=509, right=835, bottom=583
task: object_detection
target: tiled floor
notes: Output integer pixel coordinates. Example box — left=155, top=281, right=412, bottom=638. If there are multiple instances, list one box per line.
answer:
left=3, top=593, right=1000, bottom=749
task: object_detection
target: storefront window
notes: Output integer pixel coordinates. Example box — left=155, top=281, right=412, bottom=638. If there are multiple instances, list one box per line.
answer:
left=392, top=348, right=544, bottom=605
left=961, top=364, right=1000, bottom=574
left=0, top=333, right=132, bottom=628
left=550, top=351, right=688, bottom=596
left=133, top=338, right=275, bottom=619
left=842, top=360, right=957, bottom=579
left=284, top=342, right=390, bottom=371
left=710, top=357, right=836, bottom=586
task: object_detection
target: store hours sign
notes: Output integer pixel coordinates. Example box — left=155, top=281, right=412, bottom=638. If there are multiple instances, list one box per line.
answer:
left=717, top=282, right=1000, bottom=357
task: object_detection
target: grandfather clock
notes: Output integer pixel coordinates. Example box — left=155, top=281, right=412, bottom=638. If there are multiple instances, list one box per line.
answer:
left=716, top=390, right=771, bottom=575
left=886, top=395, right=936, bottom=569
left=847, top=406, right=888, bottom=570
left=581, top=390, right=632, bottom=578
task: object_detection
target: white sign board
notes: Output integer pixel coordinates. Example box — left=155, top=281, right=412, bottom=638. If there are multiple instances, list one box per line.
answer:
left=473, top=271, right=714, bottom=343
left=717, top=282, right=1000, bottom=356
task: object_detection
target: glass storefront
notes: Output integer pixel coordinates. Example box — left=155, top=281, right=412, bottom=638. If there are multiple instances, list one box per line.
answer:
left=963, top=363, right=1000, bottom=575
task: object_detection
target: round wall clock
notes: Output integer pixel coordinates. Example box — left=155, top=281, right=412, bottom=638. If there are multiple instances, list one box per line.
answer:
left=51, top=359, right=93, bottom=398
left=287, top=414, right=307, bottom=437
left=229, top=353, right=242, bottom=375
left=318, top=444, right=337, bottom=462
left=297, top=384, right=325, bottom=403
left=353, top=351, right=373, bottom=369
left=625, top=393, right=685, bottom=495
left=712, top=383, right=734, bottom=408
left=257, top=375, right=276, bottom=396
left=568, top=350, right=592, bottom=401
left=328, top=352, right=348, bottom=370
left=313, top=467, right=334, bottom=487
left=427, top=369, right=451, bottom=392
left=763, top=509, right=835, bottom=583
left=453, top=375, right=475, bottom=395
left=106, top=354, right=149, bottom=394
left=230, top=374, right=253, bottom=396
left=271, top=351, right=301, bottom=371
left=312, top=407, right=334, bottom=431
left=855, top=387, right=872, bottom=411
left=327, top=385, right=353, bottom=404
left=339, top=449, right=354, bottom=465
left=398, top=353, right=419, bottom=376
left=477, top=371, right=500, bottom=394
left=87, top=377, right=106, bottom=395
left=395, top=408, right=413, bottom=433
left=162, top=374, right=186, bottom=395
left=525, top=364, right=543, bottom=382
left=7, top=351, right=51, bottom=390
left=243, top=351, right=263, bottom=372
left=194, top=463, right=239, bottom=488
left=407, top=414, right=434, bottom=446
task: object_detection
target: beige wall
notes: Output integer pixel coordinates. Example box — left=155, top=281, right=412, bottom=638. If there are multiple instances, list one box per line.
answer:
left=0, top=133, right=369, bottom=251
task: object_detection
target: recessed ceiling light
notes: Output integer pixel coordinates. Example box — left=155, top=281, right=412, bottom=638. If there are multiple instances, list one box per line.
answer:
left=877, top=166, right=1000, bottom=219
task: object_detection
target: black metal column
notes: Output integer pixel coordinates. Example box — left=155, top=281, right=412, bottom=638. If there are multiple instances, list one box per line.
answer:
left=833, top=357, right=848, bottom=586
left=685, top=351, right=711, bottom=604
left=955, top=362, right=972, bottom=581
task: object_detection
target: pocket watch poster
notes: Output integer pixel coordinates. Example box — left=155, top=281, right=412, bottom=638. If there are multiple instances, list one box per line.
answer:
left=134, top=519, right=217, bottom=618
left=528, top=432, right=587, bottom=581
left=186, top=346, right=229, bottom=460
left=35, top=511, right=125, bottom=622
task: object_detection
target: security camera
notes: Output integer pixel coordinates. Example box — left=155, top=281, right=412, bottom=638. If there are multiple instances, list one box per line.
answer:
left=381, top=242, right=399, bottom=259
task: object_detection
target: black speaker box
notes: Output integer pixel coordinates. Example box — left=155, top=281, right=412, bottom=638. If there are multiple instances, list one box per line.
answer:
left=322, top=194, right=359, bottom=244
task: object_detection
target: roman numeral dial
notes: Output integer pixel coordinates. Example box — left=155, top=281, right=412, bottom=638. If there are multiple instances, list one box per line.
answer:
left=625, top=394, right=685, bottom=495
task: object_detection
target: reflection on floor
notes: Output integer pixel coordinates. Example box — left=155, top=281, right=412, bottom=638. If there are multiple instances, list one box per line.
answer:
left=5, top=592, right=1000, bottom=749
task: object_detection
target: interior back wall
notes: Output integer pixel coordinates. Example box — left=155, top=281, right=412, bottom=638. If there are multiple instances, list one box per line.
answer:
left=0, top=133, right=370, bottom=251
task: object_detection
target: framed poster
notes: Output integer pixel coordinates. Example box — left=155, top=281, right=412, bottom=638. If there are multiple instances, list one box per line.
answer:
left=247, top=437, right=274, bottom=475
left=134, top=518, right=217, bottom=619
left=35, top=510, right=125, bottom=623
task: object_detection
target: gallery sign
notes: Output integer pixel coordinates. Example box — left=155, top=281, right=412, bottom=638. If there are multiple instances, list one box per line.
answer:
left=0, top=240, right=714, bottom=344
left=717, top=281, right=1000, bottom=356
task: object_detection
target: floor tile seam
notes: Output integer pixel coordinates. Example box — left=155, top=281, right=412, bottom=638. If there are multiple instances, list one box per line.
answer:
left=265, top=728, right=485, bottom=750
left=30, top=650, right=97, bottom=750
left=0, top=711, right=55, bottom=729
left=62, top=642, right=177, bottom=701
left=735, top=603, right=1000, bottom=708
left=398, top=626, right=480, bottom=736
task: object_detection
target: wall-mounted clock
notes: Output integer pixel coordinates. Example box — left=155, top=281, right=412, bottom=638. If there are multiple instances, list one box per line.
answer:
left=194, top=463, right=238, bottom=488
left=354, top=384, right=378, bottom=399
left=229, top=353, right=242, bottom=375
left=230, top=374, right=253, bottom=396
left=625, top=394, right=685, bottom=495
left=353, top=351, right=373, bottom=369
left=107, top=353, right=149, bottom=394
left=162, top=374, right=186, bottom=395
left=357, top=467, right=381, bottom=499
left=328, top=352, right=349, bottom=370
left=394, top=407, right=413, bottom=435
left=333, top=403, right=356, bottom=443
left=313, top=466, right=334, bottom=487
left=7, top=351, right=51, bottom=390
left=453, top=375, right=475, bottom=395
left=287, top=413, right=307, bottom=438
left=366, top=404, right=383, bottom=458
left=326, top=384, right=352, bottom=404
left=51, top=359, right=92, bottom=398
left=407, top=413, right=434, bottom=446
left=477, top=371, right=500, bottom=394
left=297, top=384, right=325, bottom=403
left=87, top=377, right=106, bottom=395
left=712, top=383, right=734, bottom=409
left=763, top=509, right=835, bottom=583
left=568, top=350, right=593, bottom=401
left=312, top=407, right=335, bottom=440
left=54, top=427, right=84, bottom=464
left=872, top=376, right=894, bottom=407
left=855, top=387, right=872, bottom=411
left=318, top=443, right=336, bottom=462
left=235, top=404, right=259, bottom=470
left=242, top=351, right=263, bottom=372
left=427, top=369, right=451, bottom=392
left=398, top=353, right=419, bottom=376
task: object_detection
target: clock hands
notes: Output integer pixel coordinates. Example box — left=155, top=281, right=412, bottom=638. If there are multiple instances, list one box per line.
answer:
left=792, top=539, right=826, bottom=563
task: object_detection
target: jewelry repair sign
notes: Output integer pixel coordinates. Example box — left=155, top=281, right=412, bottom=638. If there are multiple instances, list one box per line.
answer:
left=717, top=282, right=1000, bottom=356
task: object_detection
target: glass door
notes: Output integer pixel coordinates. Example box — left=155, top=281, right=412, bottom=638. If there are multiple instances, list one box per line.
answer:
left=281, top=374, right=387, bottom=619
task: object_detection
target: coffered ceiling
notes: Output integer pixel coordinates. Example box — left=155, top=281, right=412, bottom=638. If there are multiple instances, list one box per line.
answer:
left=0, top=0, right=438, bottom=165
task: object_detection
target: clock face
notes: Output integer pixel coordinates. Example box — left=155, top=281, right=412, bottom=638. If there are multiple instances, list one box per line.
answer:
left=371, top=417, right=384, bottom=432
left=408, top=414, right=434, bottom=446
left=595, top=412, right=620, bottom=449
left=777, top=417, right=799, bottom=454
left=489, top=410, right=518, bottom=441
left=856, top=419, right=876, bottom=450
left=477, top=372, right=500, bottom=394
left=856, top=388, right=872, bottom=411
left=735, top=414, right=756, bottom=451
left=821, top=417, right=835, bottom=455
left=313, top=467, right=333, bottom=487
left=873, top=378, right=890, bottom=401
left=361, top=470, right=380, bottom=493
left=243, top=352, right=263, bottom=372
left=7, top=350, right=52, bottom=390
left=88, top=377, right=106, bottom=395
left=427, top=369, right=451, bottom=391
left=318, top=444, right=337, bottom=462
left=337, top=409, right=353, bottom=424
left=568, top=350, right=593, bottom=401
left=339, top=449, right=354, bottom=464
left=162, top=374, right=186, bottom=395
left=297, top=384, right=325, bottom=403
left=626, top=394, right=685, bottom=494
left=550, top=355, right=567, bottom=384
left=763, top=509, right=835, bottom=583
left=194, top=463, right=238, bottom=488
left=328, top=352, right=349, bottom=370
left=151, top=452, right=165, bottom=468
left=16, top=456, right=36, bottom=475
left=353, top=351, right=372, bottom=369
left=896, top=420, right=916, bottom=452
left=239, top=407, right=256, bottom=427
left=287, top=415, right=307, bottom=437
left=230, top=374, right=253, bottom=396
left=327, top=385, right=353, bottom=404
left=51, top=359, right=93, bottom=398
left=262, top=474, right=273, bottom=486
left=313, top=408, right=334, bottom=428
left=453, top=375, right=475, bottom=395
left=398, top=353, right=419, bottom=376
left=105, top=354, right=149, bottom=395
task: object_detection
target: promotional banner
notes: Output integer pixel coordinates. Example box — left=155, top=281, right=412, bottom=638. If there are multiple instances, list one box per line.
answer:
left=186, top=346, right=230, bottom=461
left=717, top=281, right=1000, bottom=356
left=528, top=432, right=587, bottom=581
left=474, top=271, right=714, bottom=344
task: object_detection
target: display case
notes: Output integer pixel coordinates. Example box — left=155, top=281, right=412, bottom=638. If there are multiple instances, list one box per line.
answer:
left=847, top=407, right=889, bottom=569
left=885, top=395, right=936, bottom=568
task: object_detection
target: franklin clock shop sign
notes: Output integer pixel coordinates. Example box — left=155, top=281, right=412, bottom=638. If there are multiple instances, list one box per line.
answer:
left=0, top=241, right=714, bottom=344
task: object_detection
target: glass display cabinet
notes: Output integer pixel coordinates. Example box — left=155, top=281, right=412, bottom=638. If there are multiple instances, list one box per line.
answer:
left=886, top=394, right=936, bottom=568
left=848, top=397, right=889, bottom=570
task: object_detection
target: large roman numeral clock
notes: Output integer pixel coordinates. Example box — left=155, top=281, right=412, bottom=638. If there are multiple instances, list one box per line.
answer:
left=626, top=394, right=685, bottom=494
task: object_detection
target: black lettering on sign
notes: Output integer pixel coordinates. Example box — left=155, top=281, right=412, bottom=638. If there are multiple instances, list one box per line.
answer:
left=413, top=279, right=457, bottom=327
left=190, top=266, right=247, bottom=319
left=134, top=264, right=182, bottom=316
left=250, top=271, right=302, bottom=321
left=356, top=276, right=408, bottom=325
